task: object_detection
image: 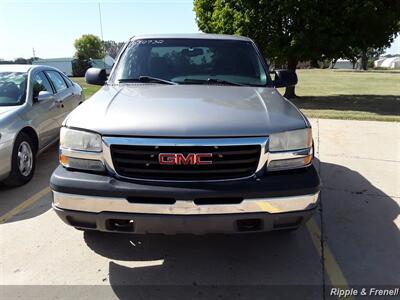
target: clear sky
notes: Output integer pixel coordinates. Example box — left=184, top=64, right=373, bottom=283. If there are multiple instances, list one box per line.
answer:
left=0, top=0, right=399, bottom=60
left=0, top=0, right=199, bottom=60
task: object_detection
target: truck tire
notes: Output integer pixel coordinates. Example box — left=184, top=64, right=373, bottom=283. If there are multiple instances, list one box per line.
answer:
left=4, top=133, right=36, bottom=187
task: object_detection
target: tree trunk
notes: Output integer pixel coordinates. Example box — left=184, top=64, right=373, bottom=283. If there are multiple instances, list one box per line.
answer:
left=330, top=58, right=338, bottom=69
left=361, top=51, right=368, bottom=70
left=311, top=59, right=319, bottom=68
left=284, top=58, right=298, bottom=99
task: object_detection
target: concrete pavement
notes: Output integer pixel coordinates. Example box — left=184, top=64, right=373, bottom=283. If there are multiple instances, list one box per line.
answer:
left=0, top=119, right=399, bottom=299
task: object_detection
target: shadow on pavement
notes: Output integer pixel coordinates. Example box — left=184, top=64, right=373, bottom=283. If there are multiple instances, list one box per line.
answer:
left=291, top=95, right=400, bottom=116
left=83, top=160, right=399, bottom=299
left=0, top=143, right=58, bottom=223
left=320, top=161, right=400, bottom=289
left=85, top=230, right=321, bottom=299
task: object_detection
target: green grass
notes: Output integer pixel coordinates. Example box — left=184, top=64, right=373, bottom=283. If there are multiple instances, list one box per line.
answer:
left=73, top=77, right=101, bottom=99
left=279, top=69, right=400, bottom=122
left=73, top=69, right=400, bottom=122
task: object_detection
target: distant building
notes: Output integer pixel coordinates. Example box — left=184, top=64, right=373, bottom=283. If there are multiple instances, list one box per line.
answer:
left=330, top=59, right=354, bottom=69
left=374, top=57, right=400, bottom=69
left=33, top=54, right=116, bottom=76
left=90, top=55, right=115, bottom=74
left=32, top=57, right=74, bottom=76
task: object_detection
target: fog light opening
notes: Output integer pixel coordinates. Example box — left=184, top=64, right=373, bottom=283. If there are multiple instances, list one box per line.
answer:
left=237, top=218, right=263, bottom=232
left=107, top=219, right=135, bottom=232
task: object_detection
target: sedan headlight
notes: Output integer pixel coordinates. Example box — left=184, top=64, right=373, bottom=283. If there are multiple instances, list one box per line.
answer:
left=267, top=128, right=313, bottom=171
left=59, top=127, right=105, bottom=172
left=60, top=127, right=102, bottom=152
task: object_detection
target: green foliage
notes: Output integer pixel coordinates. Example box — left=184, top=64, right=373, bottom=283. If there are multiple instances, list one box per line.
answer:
left=72, top=58, right=91, bottom=77
left=74, top=34, right=104, bottom=60
left=193, top=0, right=400, bottom=67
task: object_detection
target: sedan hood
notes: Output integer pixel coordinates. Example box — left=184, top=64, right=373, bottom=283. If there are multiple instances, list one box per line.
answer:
left=65, top=84, right=306, bottom=137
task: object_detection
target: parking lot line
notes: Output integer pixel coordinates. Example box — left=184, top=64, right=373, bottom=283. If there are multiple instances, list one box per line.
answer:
left=306, top=218, right=352, bottom=297
left=0, top=186, right=51, bottom=224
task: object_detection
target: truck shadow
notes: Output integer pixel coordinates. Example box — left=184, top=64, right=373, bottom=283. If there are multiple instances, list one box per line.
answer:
left=291, top=94, right=400, bottom=116
left=83, top=161, right=399, bottom=299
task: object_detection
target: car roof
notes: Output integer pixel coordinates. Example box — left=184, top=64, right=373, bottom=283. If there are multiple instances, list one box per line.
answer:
left=130, top=33, right=252, bottom=42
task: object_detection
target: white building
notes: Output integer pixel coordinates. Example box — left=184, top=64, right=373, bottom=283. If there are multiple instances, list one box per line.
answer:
left=374, top=57, right=400, bottom=69
left=331, top=59, right=354, bottom=69
left=90, top=55, right=115, bottom=74
left=33, top=58, right=74, bottom=76
left=33, top=55, right=116, bottom=76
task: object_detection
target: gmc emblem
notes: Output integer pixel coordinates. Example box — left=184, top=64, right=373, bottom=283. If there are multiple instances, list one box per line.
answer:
left=158, top=153, right=213, bottom=165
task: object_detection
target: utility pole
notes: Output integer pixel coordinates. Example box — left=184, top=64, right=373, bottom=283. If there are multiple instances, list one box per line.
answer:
left=32, top=47, right=36, bottom=60
left=98, top=2, right=106, bottom=67
left=98, top=2, right=104, bottom=43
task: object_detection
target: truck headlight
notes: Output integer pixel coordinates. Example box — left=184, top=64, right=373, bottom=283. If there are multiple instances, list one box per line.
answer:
left=60, top=127, right=102, bottom=152
left=59, top=127, right=105, bottom=172
left=267, top=128, right=313, bottom=171
left=269, top=128, right=312, bottom=152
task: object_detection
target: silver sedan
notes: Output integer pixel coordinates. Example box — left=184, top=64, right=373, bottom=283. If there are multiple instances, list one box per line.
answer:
left=0, top=64, right=83, bottom=186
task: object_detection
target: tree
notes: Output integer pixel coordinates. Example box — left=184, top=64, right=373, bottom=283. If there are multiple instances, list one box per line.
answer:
left=74, top=34, right=104, bottom=60
left=104, top=40, right=125, bottom=59
left=14, top=57, right=28, bottom=64
left=193, top=0, right=400, bottom=97
left=73, top=34, right=104, bottom=76
left=339, top=1, right=400, bottom=70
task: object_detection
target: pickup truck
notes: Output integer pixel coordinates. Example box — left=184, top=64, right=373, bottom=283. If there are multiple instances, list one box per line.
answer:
left=50, top=34, right=320, bottom=234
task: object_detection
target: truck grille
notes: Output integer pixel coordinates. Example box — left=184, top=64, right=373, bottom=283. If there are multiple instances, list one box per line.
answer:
left=110, top=144, right=261, bottom=181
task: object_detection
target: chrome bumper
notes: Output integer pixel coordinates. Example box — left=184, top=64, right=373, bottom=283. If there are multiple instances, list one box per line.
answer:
left=53, top=191, right=319, bottom=215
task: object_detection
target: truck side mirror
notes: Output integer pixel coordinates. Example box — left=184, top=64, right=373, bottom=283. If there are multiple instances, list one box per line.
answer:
left=85, top=68, right=107, bottom=85
left=273, top=70, right=298, bottom=88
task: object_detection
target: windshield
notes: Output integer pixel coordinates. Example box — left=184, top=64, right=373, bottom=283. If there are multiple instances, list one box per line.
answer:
left=0, top=72, right=27, bottom=106
left=113, top=38, right=268, bottom=86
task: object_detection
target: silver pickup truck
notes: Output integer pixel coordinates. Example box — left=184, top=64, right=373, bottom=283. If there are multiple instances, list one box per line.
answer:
left=51, top=34, right=320, bottom=234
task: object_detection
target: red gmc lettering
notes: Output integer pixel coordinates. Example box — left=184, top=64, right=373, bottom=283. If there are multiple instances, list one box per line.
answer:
left=158, top=153, right=213, bottom=165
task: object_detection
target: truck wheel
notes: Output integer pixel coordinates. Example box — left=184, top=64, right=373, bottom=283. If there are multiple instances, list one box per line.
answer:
left=4, top=133, right=36, bottom=187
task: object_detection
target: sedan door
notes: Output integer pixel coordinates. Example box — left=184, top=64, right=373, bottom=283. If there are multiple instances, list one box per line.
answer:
left=60, top=73, right=83, bottom=110
left=29, top=71, right=60, bottom=148
left=44, top=70, right=76, bottom=128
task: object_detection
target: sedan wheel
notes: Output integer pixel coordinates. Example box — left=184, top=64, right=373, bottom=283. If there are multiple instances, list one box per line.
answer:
left=18, top=141, right=33, bottom=177
left=4, top=133, right=36, bottom=186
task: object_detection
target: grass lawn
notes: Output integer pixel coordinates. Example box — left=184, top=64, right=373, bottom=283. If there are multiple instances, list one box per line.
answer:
left=284, top=69, right=400, bottom=122
left=73, top=77, right=100, bottom=99
left=73, top=69, right=399, bottom=122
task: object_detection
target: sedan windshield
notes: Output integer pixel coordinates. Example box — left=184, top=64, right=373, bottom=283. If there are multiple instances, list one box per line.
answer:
left=113, top=38, right=268, bottom=87
left=0, top=72, right=27, bottom=106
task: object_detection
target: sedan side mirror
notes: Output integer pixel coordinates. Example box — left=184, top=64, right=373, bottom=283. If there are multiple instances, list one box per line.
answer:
left=85, top=68, right=107, bottom=85
left=273, top=70, right=298, bottom=88
left=36, top=91, right=54, bottom=102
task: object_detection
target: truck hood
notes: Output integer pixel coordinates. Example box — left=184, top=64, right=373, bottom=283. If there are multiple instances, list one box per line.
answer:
left=65, top=84, right=307, bottom=137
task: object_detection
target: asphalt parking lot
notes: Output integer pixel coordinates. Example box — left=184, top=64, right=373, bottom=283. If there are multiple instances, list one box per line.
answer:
left=0, top=119, right=399, bottom=300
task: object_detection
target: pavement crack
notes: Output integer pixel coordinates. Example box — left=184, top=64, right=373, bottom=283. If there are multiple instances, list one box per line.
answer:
left=322, top=154, right=400, bottom=163
left=322, top=186, right=399, bottom=199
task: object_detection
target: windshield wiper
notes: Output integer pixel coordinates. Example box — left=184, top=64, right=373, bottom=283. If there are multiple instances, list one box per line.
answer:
left=118, top=76, right=177, bottom=85
left=182, top=78, right=243, bottom=86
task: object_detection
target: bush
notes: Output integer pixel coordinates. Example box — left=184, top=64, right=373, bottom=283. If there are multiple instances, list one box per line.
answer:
left=72, top=58, right=91, bottom=77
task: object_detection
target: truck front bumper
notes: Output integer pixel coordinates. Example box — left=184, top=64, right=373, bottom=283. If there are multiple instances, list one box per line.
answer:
left=50, top=165, right=320, bottom=234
